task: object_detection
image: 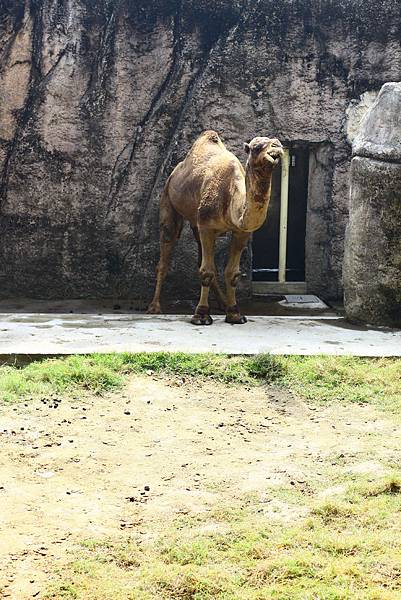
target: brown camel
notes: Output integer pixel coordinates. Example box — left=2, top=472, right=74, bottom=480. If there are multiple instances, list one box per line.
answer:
left=147, top=130, right=283, bottom=324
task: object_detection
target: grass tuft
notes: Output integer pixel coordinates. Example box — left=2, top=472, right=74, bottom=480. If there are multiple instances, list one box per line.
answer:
left=245, top=353, right=286, bottom=381
left=357, top=475, right=401, bottom=497
left=45, top=582, right=78, bottom=599
left=311, top=500, right=355, bottom=522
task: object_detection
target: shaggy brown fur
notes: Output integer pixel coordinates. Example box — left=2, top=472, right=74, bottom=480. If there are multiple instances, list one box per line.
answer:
left=148, top=130, right=283, bottom=324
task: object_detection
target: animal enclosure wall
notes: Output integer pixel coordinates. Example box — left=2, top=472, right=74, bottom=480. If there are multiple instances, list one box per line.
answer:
left=0, top=0, right=400, bottom=303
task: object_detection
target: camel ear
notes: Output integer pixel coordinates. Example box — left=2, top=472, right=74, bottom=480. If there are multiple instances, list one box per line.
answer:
left=244, top=142, right=250, bottom=154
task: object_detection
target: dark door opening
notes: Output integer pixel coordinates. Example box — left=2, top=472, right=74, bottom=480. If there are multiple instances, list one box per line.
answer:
left=252, top=146, right=309, bottom=283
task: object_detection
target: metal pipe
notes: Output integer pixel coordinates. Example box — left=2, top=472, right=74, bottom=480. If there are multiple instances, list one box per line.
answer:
left=278, top=149, right=290, bottom=283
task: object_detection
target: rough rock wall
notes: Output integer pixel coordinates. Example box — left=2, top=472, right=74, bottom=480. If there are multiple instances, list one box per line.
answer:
left=343, top=82, right=401, bottom=326
left=0, top=0, right=401, bottom=303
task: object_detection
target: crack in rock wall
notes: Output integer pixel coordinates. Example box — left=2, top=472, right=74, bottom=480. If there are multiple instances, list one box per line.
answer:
left=0, top=0, right=400, bottom=303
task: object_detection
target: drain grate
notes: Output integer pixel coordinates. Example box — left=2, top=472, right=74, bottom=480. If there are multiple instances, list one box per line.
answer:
left=283, top=295, right=328, bottom=308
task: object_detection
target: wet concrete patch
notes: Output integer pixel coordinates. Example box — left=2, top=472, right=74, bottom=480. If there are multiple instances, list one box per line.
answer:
left=0, top=297, right=338, bottom=319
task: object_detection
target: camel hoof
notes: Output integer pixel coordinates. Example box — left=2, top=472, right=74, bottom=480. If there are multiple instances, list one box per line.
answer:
left=225, top=306, right=247, bottom=324
left=191, top=305, right=213, bottom=325
left=147, top=303, right=161, bottom=314
left=190, top=314, right=213, bottom=326
left=225, top=314, right=247, bottom=324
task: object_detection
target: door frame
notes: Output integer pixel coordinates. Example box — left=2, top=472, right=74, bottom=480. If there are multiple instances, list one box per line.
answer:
left=252, top=147, right=307, bottom=295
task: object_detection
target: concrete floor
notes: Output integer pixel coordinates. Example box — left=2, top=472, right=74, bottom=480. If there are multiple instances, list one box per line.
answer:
left=0, top=312, right=400, bottom=356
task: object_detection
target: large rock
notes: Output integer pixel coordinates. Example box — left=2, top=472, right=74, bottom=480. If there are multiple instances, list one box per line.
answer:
left=343, top=82, right=401, bottom=326
left=0, top=1, right=401, bottom=303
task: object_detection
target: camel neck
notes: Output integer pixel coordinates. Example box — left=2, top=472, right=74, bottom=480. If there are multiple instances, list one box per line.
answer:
left=234, top=162, right=273, bottom=232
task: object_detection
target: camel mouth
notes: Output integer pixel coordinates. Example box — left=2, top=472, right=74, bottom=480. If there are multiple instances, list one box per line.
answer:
left=266, top=148, right=284, bottom=164
left=265, top=153, right=277, bottom=164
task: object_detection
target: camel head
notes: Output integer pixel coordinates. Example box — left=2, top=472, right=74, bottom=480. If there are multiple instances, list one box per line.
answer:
left=244, top=137, right=284, bottom=169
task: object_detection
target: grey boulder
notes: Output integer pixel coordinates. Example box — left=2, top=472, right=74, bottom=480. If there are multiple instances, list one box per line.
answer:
left=344, top=82, right=401, bottom=327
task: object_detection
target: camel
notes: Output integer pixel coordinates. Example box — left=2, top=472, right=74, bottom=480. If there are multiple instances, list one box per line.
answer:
left=147, top=130, right=284, bottom=324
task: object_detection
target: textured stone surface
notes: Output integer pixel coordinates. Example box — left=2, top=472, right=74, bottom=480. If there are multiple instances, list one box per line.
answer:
left=353, top=83, right=401, bottom=162
left=0, top=1, right=401, bottom=303
left=345, top=91, right=379, bottom=145
left=344, top=83, right=401, bottom=327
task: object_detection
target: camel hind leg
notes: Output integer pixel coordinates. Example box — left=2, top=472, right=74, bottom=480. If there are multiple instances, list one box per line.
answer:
left=147, top=192, right=183, bottom=314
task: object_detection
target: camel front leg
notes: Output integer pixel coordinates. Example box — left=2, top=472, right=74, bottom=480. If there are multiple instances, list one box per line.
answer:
left=191, top=229, right=217, bottom=326
left=224, top=231, right=250, bottom=324
left=191, top=226, right=226, bottom=311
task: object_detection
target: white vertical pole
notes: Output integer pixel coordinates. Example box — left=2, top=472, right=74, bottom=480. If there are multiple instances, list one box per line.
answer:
left=278, top=149, right=290, bottom=283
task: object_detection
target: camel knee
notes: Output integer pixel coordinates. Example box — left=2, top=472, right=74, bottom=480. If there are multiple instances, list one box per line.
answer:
left=225, top=270, right=241, bottom=288
left=199, top=269, right=215, bottom=287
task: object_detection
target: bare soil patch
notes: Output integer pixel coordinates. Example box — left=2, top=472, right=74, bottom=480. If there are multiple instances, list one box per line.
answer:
left=0, top=376, right=399, bottom=598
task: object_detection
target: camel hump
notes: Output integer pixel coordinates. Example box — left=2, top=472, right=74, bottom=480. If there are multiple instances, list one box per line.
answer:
left=187, top=131, right=226, bottom=161
left=190, top=130, right=226, bottom=152
left=200, top=130, right=221, bottom=144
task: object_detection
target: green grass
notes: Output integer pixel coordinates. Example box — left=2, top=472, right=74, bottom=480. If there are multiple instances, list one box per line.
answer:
left=0, top=353, right=400, bottom=415
left=45, top=475, right=401, bottom=600
left=0, top=353, right=283, bottom=403
left=281, top=356, right=401, bottom=414
left=0, top=355, right=124, bottom=401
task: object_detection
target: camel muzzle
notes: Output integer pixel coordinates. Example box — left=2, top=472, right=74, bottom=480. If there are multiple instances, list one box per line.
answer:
left=265, top=149, right=283, bottom=164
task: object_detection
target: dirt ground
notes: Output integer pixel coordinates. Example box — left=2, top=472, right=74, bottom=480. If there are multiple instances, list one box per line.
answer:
left=0, top=376, right=399, bottom=599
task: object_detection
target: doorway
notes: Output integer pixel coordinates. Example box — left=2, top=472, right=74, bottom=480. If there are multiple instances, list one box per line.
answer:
left=252, top=145, right=309, bottom=293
